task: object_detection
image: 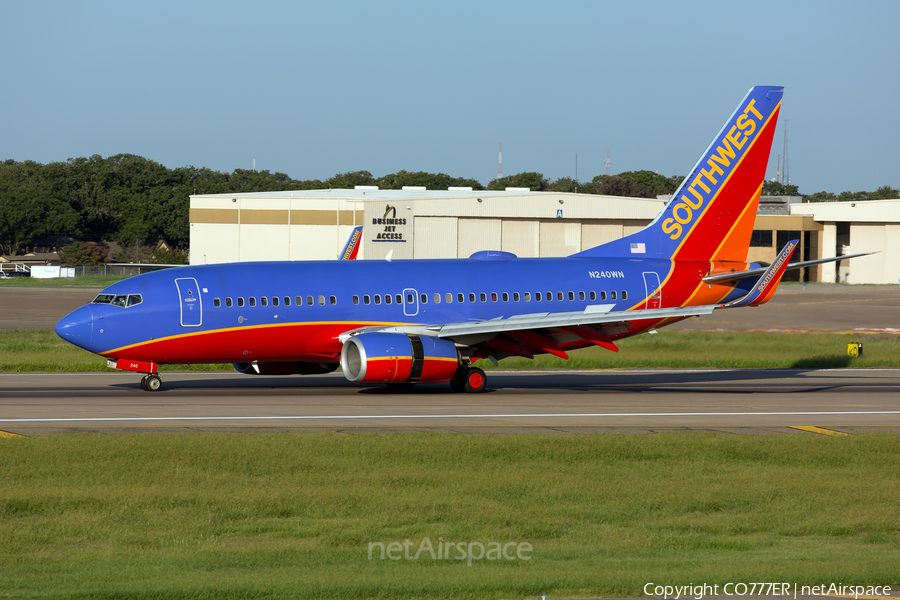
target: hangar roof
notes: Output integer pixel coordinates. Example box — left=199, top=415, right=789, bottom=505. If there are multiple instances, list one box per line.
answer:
left=791, top=198, right=900, bottom=223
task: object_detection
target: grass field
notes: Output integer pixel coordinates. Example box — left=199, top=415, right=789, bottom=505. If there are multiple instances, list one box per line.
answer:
left=3, top=329, right=898, bottom=372
left=1, top=433, right=897, bottom=599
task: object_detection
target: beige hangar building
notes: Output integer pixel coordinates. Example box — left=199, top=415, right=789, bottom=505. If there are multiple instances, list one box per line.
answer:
left=189, top=189, right=900, bottom=285
left=188, top=188, right=665, bottom=264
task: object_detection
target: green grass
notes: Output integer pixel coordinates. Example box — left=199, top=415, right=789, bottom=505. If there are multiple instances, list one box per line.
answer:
left=0, top=275, right=127, bottom=287
left=0, top=433, right=898, bottom=599
left=2, top=329, right=898, bottom=372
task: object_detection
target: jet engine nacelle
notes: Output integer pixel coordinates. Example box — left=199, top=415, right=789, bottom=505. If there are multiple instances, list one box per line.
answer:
left=340, top=332, right=459, bottom=384
left=232, top=361, right=338, bottom=376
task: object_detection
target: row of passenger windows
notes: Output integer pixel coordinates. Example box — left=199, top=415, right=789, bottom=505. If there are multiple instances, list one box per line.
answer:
left=350, top=290, right=626, bottom=305
left=212, top=290, right=628, bottom=309
left=213, top=295, right=336, bottom=308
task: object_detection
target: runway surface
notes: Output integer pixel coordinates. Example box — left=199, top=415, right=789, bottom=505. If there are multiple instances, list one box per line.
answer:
left=2, top=369, right=899, bottom=435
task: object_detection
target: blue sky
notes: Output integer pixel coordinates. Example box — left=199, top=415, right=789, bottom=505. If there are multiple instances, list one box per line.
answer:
left=2, top=0, right=897, bottom=194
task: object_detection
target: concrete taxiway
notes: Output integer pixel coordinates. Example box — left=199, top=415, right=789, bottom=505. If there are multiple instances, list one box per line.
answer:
left=1, top=369, right=898, bottom=434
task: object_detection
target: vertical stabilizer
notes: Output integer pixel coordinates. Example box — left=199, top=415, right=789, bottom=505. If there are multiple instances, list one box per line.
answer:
left=574, top=86, right=783, bottom=261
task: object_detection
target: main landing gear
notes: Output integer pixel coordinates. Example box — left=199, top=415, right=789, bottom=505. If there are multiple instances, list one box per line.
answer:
left=450, top=364, right=487, bottom=393
left=140, top=373, right=163, bottom=392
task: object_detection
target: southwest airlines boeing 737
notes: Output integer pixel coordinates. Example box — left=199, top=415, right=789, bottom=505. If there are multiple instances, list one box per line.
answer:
left=56, top=86, right=872, bottom=392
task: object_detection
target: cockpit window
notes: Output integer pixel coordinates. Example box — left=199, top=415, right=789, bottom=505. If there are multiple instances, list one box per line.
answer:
left=93, top=293, right=143, bottom=307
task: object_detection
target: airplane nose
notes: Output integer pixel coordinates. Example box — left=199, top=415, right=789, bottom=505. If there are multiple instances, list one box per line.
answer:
left=56, top=305, right=94, bottom=350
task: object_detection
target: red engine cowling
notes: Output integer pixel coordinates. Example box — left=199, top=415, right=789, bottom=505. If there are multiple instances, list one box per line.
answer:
left=233, top=362, right=338, bottom=375
left=341, top=332, right=459, bottom=384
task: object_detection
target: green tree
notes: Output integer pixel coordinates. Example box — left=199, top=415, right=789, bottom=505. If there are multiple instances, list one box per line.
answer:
left=59, top=242, right=108, bottom=265
left=591, top=175, right=655, bottom=198
left=762, top=180, right=800, bottom=196
left=616, top=170, right=682, bottom=196
left=487, top=172, right=549, bottom=191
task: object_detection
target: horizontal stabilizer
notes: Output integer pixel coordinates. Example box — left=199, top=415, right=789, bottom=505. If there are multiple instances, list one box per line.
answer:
left=720, top=240, right=797, bottom=308
left=702, top=251, right=878, bottom=285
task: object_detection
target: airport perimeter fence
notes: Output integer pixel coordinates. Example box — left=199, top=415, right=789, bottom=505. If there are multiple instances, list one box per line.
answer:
left=67, top=264, right=180, bottom=277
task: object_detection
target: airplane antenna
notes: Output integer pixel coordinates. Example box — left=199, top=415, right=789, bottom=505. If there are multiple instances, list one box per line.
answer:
left=604, top=149, right=612, bottom=176
left=782, top=120, right=789, bottom=185
left=498, top=142, right=503, bottom=179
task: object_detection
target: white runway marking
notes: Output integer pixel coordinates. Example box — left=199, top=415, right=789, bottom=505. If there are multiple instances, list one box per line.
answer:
left=2, top=410, right=900, bottom=423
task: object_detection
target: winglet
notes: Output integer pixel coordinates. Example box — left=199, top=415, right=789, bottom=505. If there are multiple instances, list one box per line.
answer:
left=722, top=240, right=798, bottom=308
left=338, top=226, right=363, bottom=260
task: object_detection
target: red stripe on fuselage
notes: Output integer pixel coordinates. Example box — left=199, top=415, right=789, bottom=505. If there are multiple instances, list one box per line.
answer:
left=103, top=321, right=394, bottom=364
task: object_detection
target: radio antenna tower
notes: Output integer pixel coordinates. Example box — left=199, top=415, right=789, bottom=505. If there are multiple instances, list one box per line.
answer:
left=782, top=120, right=790, bottom=185
left=498, top=142, right=503, bottom=179
left=604, top=149, right=612, bottom=176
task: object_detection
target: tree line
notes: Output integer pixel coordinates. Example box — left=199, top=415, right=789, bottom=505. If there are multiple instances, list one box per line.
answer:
left=1, top=154, right=896, bottom=258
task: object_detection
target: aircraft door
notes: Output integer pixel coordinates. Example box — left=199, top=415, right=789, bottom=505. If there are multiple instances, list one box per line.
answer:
left=642, top=272, right=662, bottom=310
left=403, top=288, right=419, bottom=317
left=175, top=277, right=203, bottom=327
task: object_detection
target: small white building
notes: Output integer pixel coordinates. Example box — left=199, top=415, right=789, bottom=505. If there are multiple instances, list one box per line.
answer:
left=790, top=199, right=900, bottom=284
left=189, top=188, right=664, bottom=264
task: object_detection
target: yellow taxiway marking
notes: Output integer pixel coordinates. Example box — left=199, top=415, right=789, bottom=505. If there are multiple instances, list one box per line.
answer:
left=789, top=425, right=851, bottom=436
left=0, top=430, right=23, bottom=438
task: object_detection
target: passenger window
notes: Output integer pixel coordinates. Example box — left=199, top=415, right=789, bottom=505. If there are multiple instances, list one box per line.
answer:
left=237, top=297, right=244, bottom=308
left=524, top=292, right=531, bottom=302
left=364, top=295, right=371, bottom=305
left=479, top=292, right=487, bottom=302
left=546, top=291, right=553, bottom=302
left=307, top=296, right=314, bottom=306
left=502, top=292, right=509, bottom=302
left=557, top=291, right=564, bottom=301
left=590, top=291, right=596, bottom=301
left=420, top=293, right=427, bottom=304
left=611, top=291, right=617, bottom=300
left=330, top=295, right=336, bottom=305
left=446, top=293, right=453, bottom=303
left=568, top=291, right=575, bottom=301
left=535, top=292, right=542, bottom=302
left=374, top=295, right=382, bottom=305
left=513, top=292, right=519, bottom=302
left=385, top=294, right=392, bottom=305
left=600, top=291, right=607, bottom=301
left=225, top=298, right=233, bottom=307
left=273, top=297, right=279, bottom=307
left=249, top=297, right=256, bottom=307
left=579, top=291, right=585, bottom=301
left=284, top=296, right=290, bottom=306
left=407, top=293, right=415, bottom=304
left=622, top=290, right=628, bottom=300
left=261, top=297, right=268, bottom=307
left=457, top=293, right=464, bottom=303
left=318, top=295, right=325, bottom=306
left=468, top=293, right=476, bottom=303
left=395, top=294, right=402, bottom=304
left=295, top=296, right=302, bottom=306
left=434, top=293, right=441, bottom=304
left=353, top=295, right=360, bottom=305
left=491, top=292, right=498, bottom=302
left=214, top=298, right=221, bottom=308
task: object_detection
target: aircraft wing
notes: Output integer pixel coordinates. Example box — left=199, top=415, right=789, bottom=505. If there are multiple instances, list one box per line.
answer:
left=702, top=251, right=877, bottom=284
left=429, top=304, right=716, bottom=338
